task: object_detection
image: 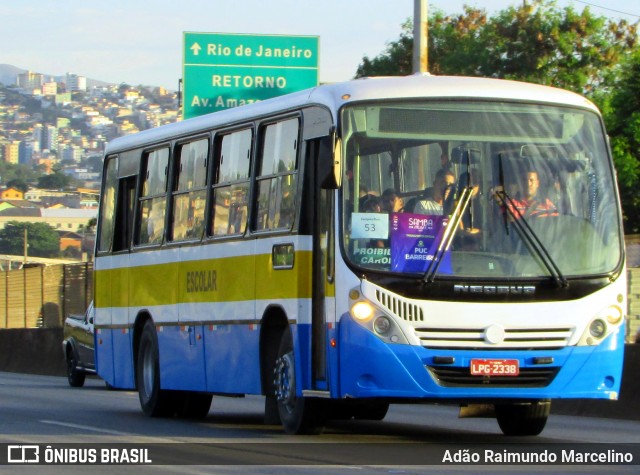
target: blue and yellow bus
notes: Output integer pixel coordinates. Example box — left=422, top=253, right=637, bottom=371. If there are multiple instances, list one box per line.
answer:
left=94, top=75, right=625, bottom=436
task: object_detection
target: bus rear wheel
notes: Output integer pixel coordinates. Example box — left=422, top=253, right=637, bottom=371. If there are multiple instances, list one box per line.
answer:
left=495, top=400, right=550, bottom=436
left=137, top=320, right=175, bottom=417
left=274, top=327, right=325, bottom=434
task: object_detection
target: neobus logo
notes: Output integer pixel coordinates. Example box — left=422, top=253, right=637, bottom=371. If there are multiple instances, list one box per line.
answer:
left=453, top=284, right=536, bottom=296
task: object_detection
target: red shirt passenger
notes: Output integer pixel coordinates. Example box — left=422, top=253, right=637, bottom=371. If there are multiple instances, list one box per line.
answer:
left=504, top=171, right=558, bottom=219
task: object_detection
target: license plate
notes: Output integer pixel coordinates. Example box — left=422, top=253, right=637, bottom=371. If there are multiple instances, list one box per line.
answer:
left=470, top=359, right=519, bottom=376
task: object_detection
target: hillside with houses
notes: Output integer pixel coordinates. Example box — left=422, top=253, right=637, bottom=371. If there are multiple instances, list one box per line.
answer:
left=0, top=65, right=181, bottom=264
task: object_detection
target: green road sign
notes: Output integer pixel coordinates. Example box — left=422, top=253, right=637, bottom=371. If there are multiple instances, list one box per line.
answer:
left=182, top=32, right=319, bottom=119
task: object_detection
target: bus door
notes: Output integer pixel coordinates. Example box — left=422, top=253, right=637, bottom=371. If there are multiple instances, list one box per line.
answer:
left=311, top=180, right=335, bottom=389
left=94, top=155, right=118, bottom=386
left=111, top=172, right=136, bottom=388
left=306, top=115, right=337, bottom=391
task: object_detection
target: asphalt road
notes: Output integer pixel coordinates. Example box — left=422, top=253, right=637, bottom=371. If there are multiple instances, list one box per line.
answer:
left=1, top=372, right=639, bottom=474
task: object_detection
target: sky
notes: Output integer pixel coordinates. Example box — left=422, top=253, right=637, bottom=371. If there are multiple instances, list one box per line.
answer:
left=1, top=0, right=638, bottom=91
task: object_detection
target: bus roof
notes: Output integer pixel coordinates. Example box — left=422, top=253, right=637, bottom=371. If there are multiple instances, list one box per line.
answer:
left=105, top=74, right=598, bottom=155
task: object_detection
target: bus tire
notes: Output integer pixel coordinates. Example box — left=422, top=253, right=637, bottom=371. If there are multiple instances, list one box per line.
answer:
left=137, top=320, right=174, bottom=417
left=495, top=400, right=550, bottom=436
left=66, top=350, right=85, bottom=387
left=176, top=391, right=213, bottom=419
left=274, top=327, right=325, bottom=435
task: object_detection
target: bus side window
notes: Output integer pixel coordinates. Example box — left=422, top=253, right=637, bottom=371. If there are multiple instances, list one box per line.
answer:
left=97, top=155, right=118, bottom=252
left=211, top=128, right=252, bottom=236
left=136, top=148, right=169, bottom=246
left=112, top=175, right=137, bottom=252
left=170, top=138, right=209, bottom=242
left=254, top=118, right=299, bottom=231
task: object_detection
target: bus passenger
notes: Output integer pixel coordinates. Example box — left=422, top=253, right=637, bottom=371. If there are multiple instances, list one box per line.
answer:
left=361, top=195, right=382, bottom=213
left=411, top=170, right=455, bottom=215
left=381, top=189, right=404, bottom=213
left=496, top=169, right=558, bottom=219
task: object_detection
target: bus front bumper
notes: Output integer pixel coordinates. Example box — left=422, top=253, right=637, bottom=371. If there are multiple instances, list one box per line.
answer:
left=337, top=314, right=624, bottom=401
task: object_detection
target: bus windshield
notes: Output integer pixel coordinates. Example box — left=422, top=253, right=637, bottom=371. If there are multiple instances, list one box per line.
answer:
left=341, top=100, right=623, bottom=280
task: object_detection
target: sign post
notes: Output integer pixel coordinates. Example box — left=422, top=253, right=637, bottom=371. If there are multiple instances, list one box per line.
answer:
left=182, top=32, right=319, bottom=119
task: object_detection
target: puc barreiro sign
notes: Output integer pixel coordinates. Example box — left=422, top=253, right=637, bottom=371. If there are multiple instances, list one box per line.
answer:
left=182, top=32, right=319, bottom=119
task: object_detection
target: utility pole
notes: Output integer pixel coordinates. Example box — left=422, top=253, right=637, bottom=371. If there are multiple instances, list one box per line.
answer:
left=413, top=0, right=428, bottom=73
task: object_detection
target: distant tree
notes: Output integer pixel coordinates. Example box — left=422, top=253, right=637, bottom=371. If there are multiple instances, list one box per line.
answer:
left=481, top=2, right=637, bottom=93
left=86, top=217, right=97, bottom=232
left=600, top=50, right=640, bottom=233
left=0, top=85, right=42, bottom=113
left=85, top=156, right=103, bottom=174
left=71, top=91, right=87, bottom=103
left=354, top=0, right=640, bottom=230
left=355, top=1, right=637, bottom=96
left=0, top=162, right=39, bottom=186
left=427, top=7, right=491, bottom=77
left=61, top=246, right=81, bottom=259
left=5, top=178, right=29, bottom=193
left=138, top=86, right=155, bottom=101
left=37, top=171, right=73, bottom=190
left=118, top=83, right=132, bottom=94
left=0, top=221, right=60, bottom=258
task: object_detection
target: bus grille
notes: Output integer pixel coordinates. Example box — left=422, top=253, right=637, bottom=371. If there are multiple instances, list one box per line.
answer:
left=371, top=287, right=574, bottom=349
left=415, top=327, right=573, bottom=349
left=427, top=366, right=560, bottom=387
left=375, top=289, right=424, bottom=322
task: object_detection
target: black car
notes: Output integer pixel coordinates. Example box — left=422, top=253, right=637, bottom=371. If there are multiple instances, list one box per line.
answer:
left=62, top=301, right=95, bottom=387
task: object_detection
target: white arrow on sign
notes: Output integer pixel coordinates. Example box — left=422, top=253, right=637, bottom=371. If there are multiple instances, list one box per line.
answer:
left=190, top=42, right=202, bottom=56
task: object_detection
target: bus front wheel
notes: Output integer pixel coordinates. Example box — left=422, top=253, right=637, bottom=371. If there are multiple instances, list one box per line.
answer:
left=137, top=320, right=174, bottom=417
left=274, top=327, right=325, bottom=434
left=495, top=400, right=550, bottom=436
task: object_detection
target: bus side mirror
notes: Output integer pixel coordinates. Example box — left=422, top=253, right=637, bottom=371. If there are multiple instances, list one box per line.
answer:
left=320, top=136, right=342, bottom=190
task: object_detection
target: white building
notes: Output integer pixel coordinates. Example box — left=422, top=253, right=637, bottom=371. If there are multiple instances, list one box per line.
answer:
left=66, top=73, right=87, bottom=92
left=0, top=207, right=97, bottom=232
left=16, top=71, right=44, bottom=91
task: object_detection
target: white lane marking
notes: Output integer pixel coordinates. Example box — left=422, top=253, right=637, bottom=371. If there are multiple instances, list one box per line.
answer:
left=40, top=420, right=130, bottom=436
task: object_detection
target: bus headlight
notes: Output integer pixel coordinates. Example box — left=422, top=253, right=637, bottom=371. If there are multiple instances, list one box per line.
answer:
left=589, top=319, right=607, bottom=339
left=374, top=316, right=392, bottom=335
left=352, top=301, right=375, bottom=321
left=577, top=304, right=624, bottom=346
left=348, top=287, right=409, bottom=344
left=602, top=305, right=623, bottom=324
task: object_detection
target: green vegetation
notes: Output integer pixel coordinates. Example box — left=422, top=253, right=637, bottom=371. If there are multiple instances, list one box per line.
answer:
left=356, top=0, right=639, bottom=232
left=0, top=221, right=60, bottom=258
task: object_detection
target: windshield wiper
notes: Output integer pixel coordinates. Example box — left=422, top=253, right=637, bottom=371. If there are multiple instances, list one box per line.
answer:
left=497, top=153, right=510, bottom=236
left=424, top=147, right=475, bottom=284
left=494, top=189, right=568, bottom=288
left=423, top=184, right=473, bottom=284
